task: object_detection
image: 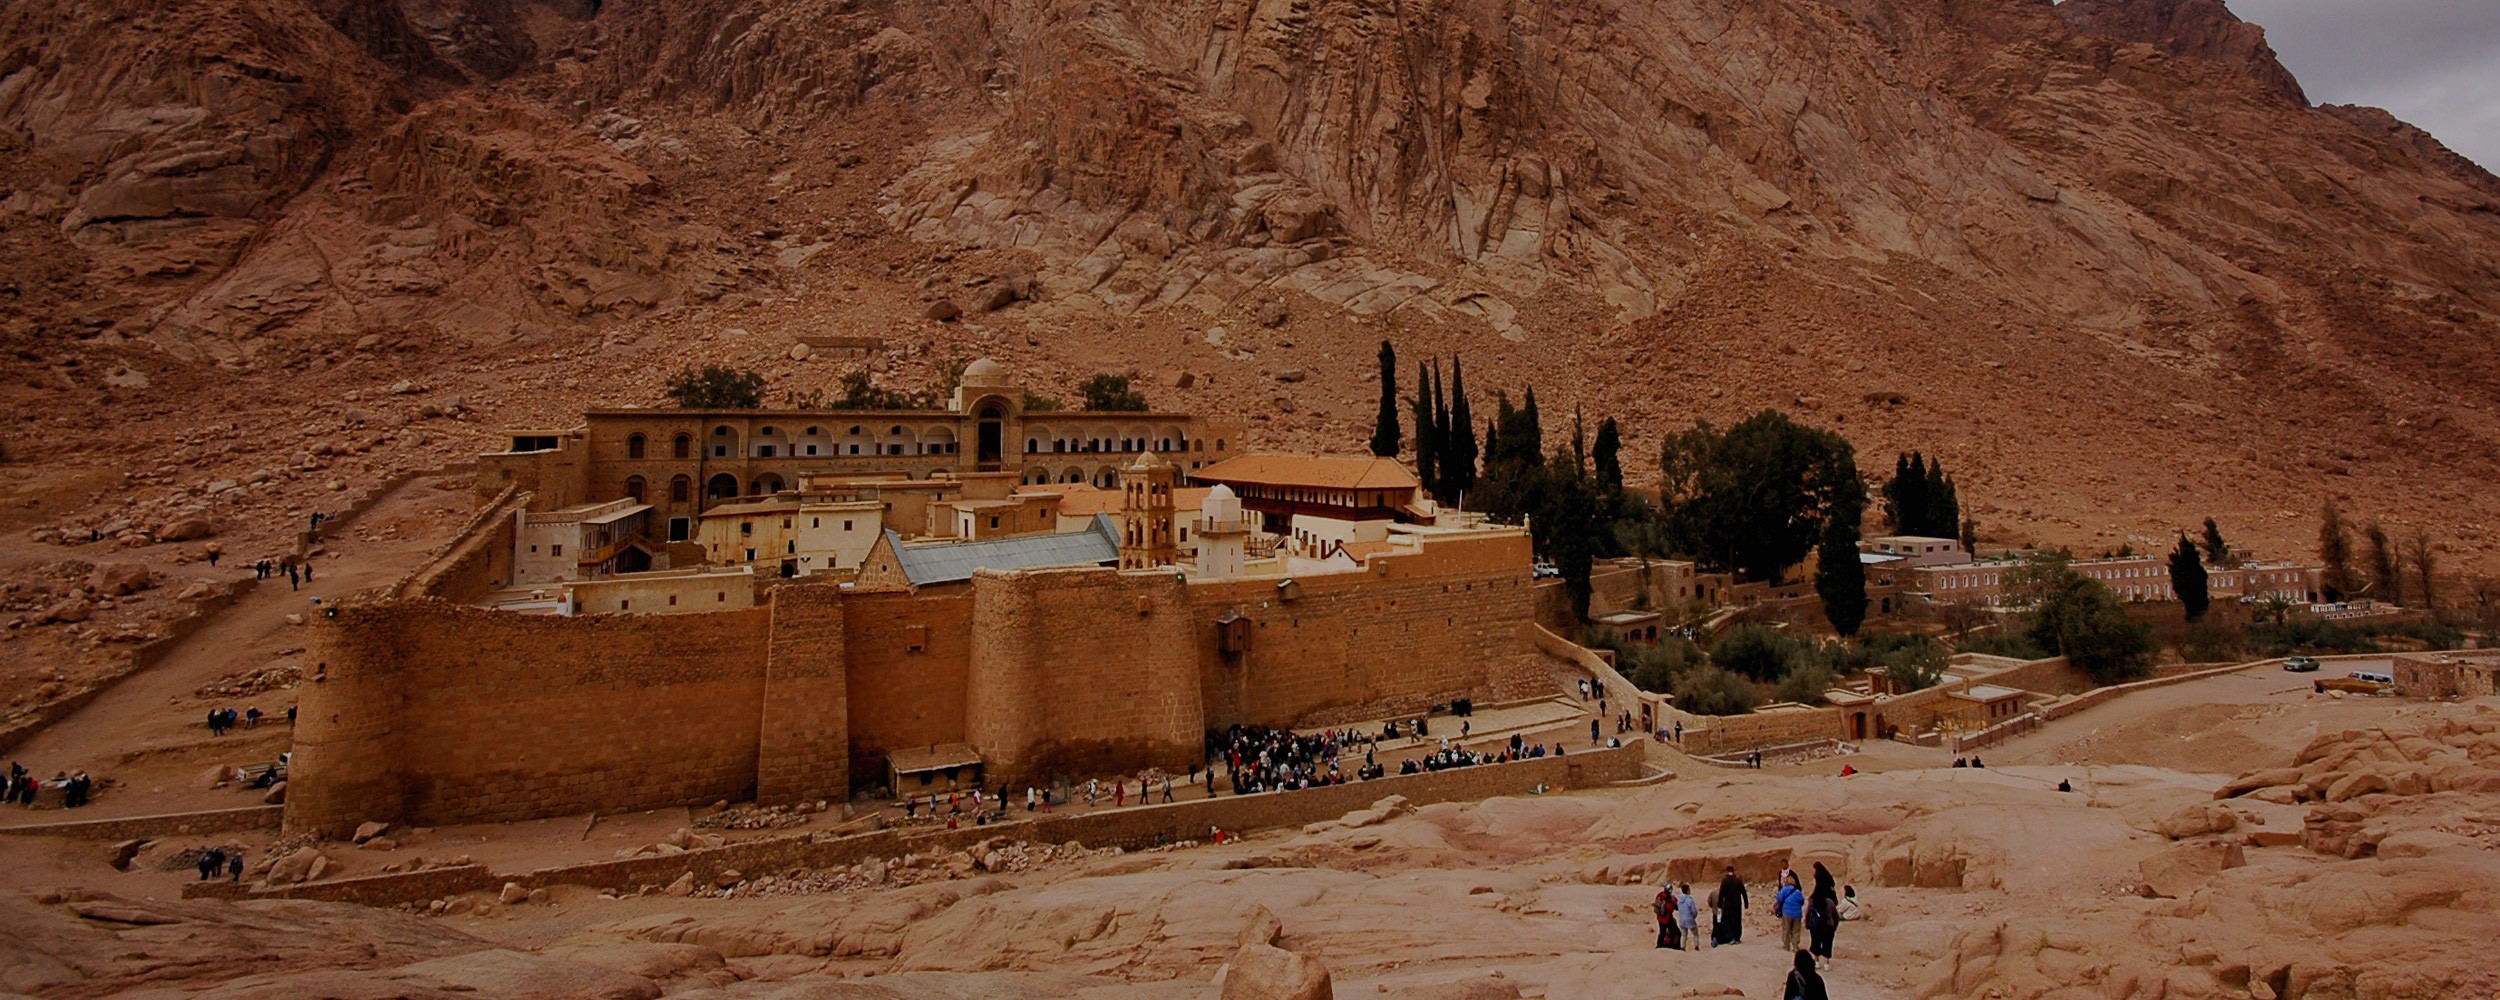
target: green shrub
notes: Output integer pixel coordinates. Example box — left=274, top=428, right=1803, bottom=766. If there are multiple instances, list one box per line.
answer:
left=1673, top=664, right=1762, bottom=716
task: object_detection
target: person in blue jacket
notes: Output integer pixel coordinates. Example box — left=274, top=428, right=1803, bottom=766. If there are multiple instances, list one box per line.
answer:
left=1774, top=871, right=1806, bottom=952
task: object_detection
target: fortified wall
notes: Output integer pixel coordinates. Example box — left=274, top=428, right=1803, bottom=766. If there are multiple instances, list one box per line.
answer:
left=288, top=533, right=1536, bottom=834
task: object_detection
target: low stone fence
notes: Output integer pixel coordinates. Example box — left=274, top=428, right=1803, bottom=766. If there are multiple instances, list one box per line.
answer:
left=1950, top=713, right=2041, bottom=754
left=0, top=804, right=283, bottom=841
left=1693, top=738, right=1854, bottom=769
left=186, top=743, right=1648, bottom=907
left=2038, top=658, right=2273, bottom=722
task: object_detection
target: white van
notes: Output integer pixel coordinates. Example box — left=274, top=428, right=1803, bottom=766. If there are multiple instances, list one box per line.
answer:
left=2349, top=670, right=2394, bottom=685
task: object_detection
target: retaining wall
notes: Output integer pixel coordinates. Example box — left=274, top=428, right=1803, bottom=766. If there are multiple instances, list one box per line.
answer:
left=0, top=805, right=282, bottom=840
left=197, top=744, right=1646, bottom=906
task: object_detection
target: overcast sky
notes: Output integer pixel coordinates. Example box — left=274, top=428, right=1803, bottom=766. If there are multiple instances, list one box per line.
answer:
left=2227, top=0, right=2500, bottom=171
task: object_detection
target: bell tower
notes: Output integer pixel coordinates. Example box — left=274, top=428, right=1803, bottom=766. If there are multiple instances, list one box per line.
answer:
left=1120, top=451, right=1178, bottom=569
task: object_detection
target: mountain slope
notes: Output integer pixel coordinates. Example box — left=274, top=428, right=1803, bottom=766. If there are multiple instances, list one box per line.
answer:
left=2, top=0, right=2498, bottom=565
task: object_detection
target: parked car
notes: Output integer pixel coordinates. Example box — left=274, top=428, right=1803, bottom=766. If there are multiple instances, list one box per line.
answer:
left=1532, top=561, right=1561, bottom=579
left=2283, top=656, right=2320, bottom=673
left=2349, top=669, right=2394, bottom=685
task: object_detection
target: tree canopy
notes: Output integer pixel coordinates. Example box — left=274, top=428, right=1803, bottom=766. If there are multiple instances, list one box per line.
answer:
left=2008, top=552, right=2154, bottom=684
left=664, top=364, right=765, bottom=409
left=1657, top=410, right=1865, bottom=582
left=1881, top=452, right=1960, bottom=539
left=1077, top=372, right=1150, bottom=411
left=2169, top=534, right=2210, bottom=622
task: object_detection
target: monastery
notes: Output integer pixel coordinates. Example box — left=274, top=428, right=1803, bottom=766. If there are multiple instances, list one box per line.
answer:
left=285, top=361, right=1544, bottom=835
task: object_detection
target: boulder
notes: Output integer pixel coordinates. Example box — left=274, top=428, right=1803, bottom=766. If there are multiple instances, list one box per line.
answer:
left=262, top=781, right=288, bottom=805
left=266, top=848, right=325, bottom=885
left=157, top=517, right=216, bottom=541
left=663, top=872, right=696, bottom=897
left=2139, top=837, right=2244, bottom=898
left=39, top=598, right=93, bottom=624
left=353, top=821, right=390, bottom=844
left=91, top=562, right=153, bottom=595
left=2155, top=803, right=2239, bottom=840
left=2324, top=771, right=2388, bottom=802
left=1220, top=942, right=1333, bottom=1000
left=925, top=299, right=962, bottom=322
left=499, top=882, right=529, bottom=905
left=195, top=764, right=234, bottom=790
left=788, top=343, right=813, bottom=361
left=1238, top=904, right=1284, bottom=949
left=2215, top=767, right=2304, bottom=799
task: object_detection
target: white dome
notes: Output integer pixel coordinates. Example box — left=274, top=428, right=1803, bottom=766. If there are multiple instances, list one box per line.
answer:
left=962, top=357, right=1005, bottom=378
left=1207, top=483, right=1236, bottom=500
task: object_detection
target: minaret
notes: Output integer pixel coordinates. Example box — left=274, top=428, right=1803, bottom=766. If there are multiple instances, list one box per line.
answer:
left=1120, top=450, right=1178, bottom=569
left=1194, top=483, right=1249, bottom=579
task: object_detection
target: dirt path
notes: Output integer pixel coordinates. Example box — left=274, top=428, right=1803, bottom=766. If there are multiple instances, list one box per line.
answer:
left=2, top=474, right=468, bottom=825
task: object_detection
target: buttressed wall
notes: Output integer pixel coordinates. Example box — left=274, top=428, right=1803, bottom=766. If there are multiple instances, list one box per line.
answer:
left=290, top=531, right=1539, bottom=830
left=967, top=567, right=1203, bottom=787
left=289, top=600, right=774, bottom=834
left=1192, top=530, right=1536, bottom=729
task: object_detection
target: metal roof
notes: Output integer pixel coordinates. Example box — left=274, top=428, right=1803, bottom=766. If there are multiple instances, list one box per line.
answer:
left=888, top=513, right=1120, bottom=585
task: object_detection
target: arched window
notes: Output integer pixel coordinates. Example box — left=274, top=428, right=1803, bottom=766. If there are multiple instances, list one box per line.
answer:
left=670, top=475, right=691, bottom=503
left=624, top=476, right=646, bottom=501
left=627, top=434, right=646, bottom=459
left=706, top=473, right=740, bottom=501
left=673, top=434, right=692, bottom=459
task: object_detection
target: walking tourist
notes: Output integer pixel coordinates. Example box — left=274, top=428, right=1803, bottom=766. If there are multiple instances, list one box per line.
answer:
left=1775, top=871, right=1805, bottom=951
left=227, top=849, right=245, bottom=881
left=1783, top=949, right=1831, bottom=1000
left=1807, top=874, right=1840, bottom=962
left=196, top=847, right=224, bottom=882
left=1678, top=882, right=1701, bottom=949
left=1654, top=883, right=1681, bottom=949
left=1716, top=866, right=1748, bottom=945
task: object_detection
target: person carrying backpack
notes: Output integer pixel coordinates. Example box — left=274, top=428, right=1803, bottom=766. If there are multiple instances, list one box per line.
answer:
left=1783, top=949, right=1830, bottom=1000
left=1653, top=884, right=1682, bottom=949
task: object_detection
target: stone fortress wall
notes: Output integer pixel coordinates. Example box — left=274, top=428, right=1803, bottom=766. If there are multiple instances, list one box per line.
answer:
left=287, top=531, right=1538, bottom=835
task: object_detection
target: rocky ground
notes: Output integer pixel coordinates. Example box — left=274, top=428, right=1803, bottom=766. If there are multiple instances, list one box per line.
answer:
left=5, top=671, right=2496, bottom=1000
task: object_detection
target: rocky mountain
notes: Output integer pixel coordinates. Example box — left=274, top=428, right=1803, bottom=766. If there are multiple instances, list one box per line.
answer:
left=4, top=0, right=2499, bottom=565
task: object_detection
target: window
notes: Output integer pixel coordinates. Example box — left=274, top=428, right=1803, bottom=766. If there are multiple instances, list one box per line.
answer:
left=552, top=544, right=563, bottom=556
left=757, top=445, right=776, bottom=457
left=627, top=434, right=646, bottom=458
left=745, top=549, right=755, bottom=561
left=787, top=541, right=796, bottom=554
left=740, top=522, right=752, bottom=536
left=806, top=445, right=818, bottom=456
left=849, top=444, right=861, bottom=455
left=906, top=624, right=928, bottom=653
left=673, top=434, right=691, bottom=458
left=671, top=476, right=691, bottom=503
left=990, top=516, right=1001, bottom=529
left=843, top=520, right=853, bottom=531
left=625, top=476, right=646, bottom=501
left=668, top=595, right=677, bottom=606
left=811, top=518, right=820, bottom=528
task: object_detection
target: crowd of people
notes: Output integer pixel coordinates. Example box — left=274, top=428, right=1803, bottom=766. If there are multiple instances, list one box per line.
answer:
left=1211, top=724, right=1373, bottom=794
left=193, top=845, right=245, bottom=882
left=4, top=762, right=92, bottom=808
left=1652, top=862, right=1863, bottom=997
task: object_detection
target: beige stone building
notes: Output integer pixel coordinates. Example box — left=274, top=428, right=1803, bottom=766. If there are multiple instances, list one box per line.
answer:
left=477, top=358, right=1244, bottom=545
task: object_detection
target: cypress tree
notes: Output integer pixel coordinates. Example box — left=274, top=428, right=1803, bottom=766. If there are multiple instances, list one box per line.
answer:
left=1933, top=471, right=1960, bottom=541
left=1889, top=453, right=1930, bottom=535
left=2365, top=522, right=2401, bottom=605
left=1817, top=484, right=1869, bottom=637
left=2319, top=501, right=2355, bottom=601
left=1447, top=357, right=1477, bottom=498
left=1592, top=417, right=1623, bottom=498
left=2200, top=518, right=2230, bottom=567
left=1411, top=360, right=1437, bottom=494
left=1521, top=386, right=1543, bottom=465
left=1432, top=361, right=1453, bottom=503
left=1571, top=406, right=1587, bottom=474
left=2170, top=534, right=2210, bottom=621
left=1370, top=340, right=1400, bottom=458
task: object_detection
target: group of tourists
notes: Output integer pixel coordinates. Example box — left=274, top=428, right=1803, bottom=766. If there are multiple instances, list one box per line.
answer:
left=193, top=846, right=245, bottom=882
left=1211, top=724, right=1368, bottom=796
left=250, top=558, right=312, bottom=590
left=6, top=763, right=92, bottom=807
left=203, top=706, right=272, bottom=735
left=1652, top=863, right=1863, bottom=997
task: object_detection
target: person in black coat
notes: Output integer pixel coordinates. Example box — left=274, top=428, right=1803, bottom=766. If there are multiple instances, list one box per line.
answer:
left=1716, top=865, right=1748, bottom=944
left=1784, top=949, right=1830, bottom=1000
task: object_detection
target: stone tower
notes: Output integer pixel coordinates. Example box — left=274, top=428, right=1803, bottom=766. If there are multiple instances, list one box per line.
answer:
left=1120, top=450, right=1178, bottom=569
left=1193, top=483, right=1249, bottom=578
